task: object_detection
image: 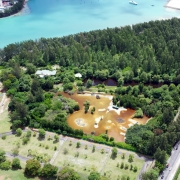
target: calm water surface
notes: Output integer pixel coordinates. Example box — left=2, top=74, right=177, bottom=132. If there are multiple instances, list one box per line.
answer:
left=0, top=0, right=180, bottom=48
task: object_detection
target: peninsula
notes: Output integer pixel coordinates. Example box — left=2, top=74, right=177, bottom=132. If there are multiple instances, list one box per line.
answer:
left=0, top=0, right=25, bottom=18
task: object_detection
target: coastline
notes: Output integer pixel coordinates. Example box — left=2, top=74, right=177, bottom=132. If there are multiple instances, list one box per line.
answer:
left=164, top=0, right=180, bottom=10
left=1, top=0, right=29, bottom=19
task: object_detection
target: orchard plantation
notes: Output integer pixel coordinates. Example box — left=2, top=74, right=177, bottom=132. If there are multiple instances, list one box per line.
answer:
left=0, top=17, right=180, bottom=174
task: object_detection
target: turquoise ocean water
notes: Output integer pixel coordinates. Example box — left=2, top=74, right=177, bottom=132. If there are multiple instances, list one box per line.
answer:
left=0, top=0, right=180, bottom=48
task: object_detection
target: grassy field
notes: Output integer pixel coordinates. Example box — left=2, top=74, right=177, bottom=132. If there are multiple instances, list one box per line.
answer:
left=0, top=169, right=39, bottom=180
left=102, top=153, right=144, bottom=180
left=0, top=132, right=58, bottom=162
left=0, top=111, right=11, bottom=133
left=54, top=140, right=110, bottom=179
left=53, top=140, right=144, bottom=180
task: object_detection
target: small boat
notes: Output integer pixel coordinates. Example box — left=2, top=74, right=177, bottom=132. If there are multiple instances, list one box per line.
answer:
left=129, top=0, right=137, bottom=5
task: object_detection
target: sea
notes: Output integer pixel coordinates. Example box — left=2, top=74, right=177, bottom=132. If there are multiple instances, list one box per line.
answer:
left=0, top=0, right=180, bottom=48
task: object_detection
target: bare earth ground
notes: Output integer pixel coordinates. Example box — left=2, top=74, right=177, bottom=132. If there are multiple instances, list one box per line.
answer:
left=0, top=93, right=11, bottom=133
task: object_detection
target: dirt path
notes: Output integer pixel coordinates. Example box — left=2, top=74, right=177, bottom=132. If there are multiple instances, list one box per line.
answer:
left=0, top=93, right=9, bottom=114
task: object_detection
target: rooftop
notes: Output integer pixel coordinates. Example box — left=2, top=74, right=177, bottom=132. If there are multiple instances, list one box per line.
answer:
left=35, top=70, right=56, bottom=77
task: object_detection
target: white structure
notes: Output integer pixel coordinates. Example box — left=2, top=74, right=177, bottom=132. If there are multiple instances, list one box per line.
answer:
left=75, top=73, right=82, bottom=78
left=0, top=0, right=3, bottom=6
left=35, top=70, right=56, bottom=78
left=165, top=0, right=180, bottom=10
left=0, top=0, right=4, bottom=12
left=129, top=0, right=137, bottom=5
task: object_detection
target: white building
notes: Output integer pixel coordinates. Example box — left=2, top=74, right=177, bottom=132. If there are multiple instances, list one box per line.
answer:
left=0, top=0, right=4, bottom=12
left=35, top=70, right=56, bottom=78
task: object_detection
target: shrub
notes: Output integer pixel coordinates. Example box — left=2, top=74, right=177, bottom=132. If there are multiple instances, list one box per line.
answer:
left=0, top=160, right=11, bottom=170
left=120, top=162, right=124, bottom=169
left=54, top=134, right=59, bottom=142
left=16, top=128, right=22, bottom=137
left=125, top=164, right=129, bottom=170
left=75, top=151, right=79, bottom=157
left=25, top=159, right=41, bottom=176
left=111, top=147, right=118, bottom=159
left=26, top=130, right=32, bottom=138
left=1, top=134, right=6, bottom=140
left=109, top=137, right=114, bottom=141
left=22, top=137, right=29, bottom=145
left=128, top=154, right=134, bottom=163
left=101, top=149, right=105, bottom=154
left=121, top=153, right=125, bottom=159
left=92, top=145, right=96, bottom=153
left=12, top=158, right=21, bottom=169
left=12, top=147, right=19, bottom=156
left=63, top=148, right=68, bottom=155
left=76, top=142, right=81, bottom=148
left=54, top=146, right=57, bottom=151
left=40, top=163, right=58, bottom=178
left=85, top=145, right=88, bottom=149
left=133, top=166, right=138, bottom=172
left=39, top=129, right=46, bottom=139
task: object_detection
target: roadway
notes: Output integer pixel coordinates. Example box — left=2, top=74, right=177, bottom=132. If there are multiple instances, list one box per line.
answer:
left=158, top=142, right=180, bottom=180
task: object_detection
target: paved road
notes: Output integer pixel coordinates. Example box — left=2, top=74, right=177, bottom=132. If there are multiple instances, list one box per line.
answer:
left=5, top=152, right=30, bottom=162
left=158, top=142, right=180, bottom=180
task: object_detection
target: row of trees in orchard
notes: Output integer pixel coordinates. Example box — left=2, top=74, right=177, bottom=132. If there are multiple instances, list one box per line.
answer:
left=1, top=18, right=180, bottom=84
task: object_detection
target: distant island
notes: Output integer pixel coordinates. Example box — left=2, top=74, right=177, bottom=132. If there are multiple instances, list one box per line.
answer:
left=0, top=0, right=25, bottom=18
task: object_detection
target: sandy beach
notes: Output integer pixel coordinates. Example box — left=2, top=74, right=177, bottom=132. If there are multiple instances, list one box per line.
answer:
left=165, top=0, right=180, bottom=10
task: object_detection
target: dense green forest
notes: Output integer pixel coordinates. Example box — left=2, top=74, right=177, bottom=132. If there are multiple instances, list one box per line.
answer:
left=0, top=0, right=25, bottom=18
left=1, top=17, right=180, bottom=175
left=1, top=18, right=180, bottom=84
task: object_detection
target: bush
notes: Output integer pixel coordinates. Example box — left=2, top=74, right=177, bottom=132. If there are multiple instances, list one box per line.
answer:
left=120, top=162, right=124, bottom=169
left=63, top=148, right=68, bottom=155
left=125, top=164, right=129, bottom=170
left=25, top=159, right=41, bottom=176
left=22, top=137, right=29, bottom=145
left=76, top=142, right=81, bottom=148
left=0, top=160, right=11, bottom=170
left=26, top=130, right=32, bottom=138
left=39, top=129, right=46, bottom=139
left=133, top=108, right=143, bottom=118
left=16, top=128, right=22, bottom=137
left=133, top=166, right=138, bottom=172
left=40, top=163, right=58, bottom=178
left=12, top=158, right=21, bottom=169
left=1, top=134, right=6, bottom=140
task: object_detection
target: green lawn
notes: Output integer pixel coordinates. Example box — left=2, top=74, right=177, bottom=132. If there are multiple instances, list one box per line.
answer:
left=0, top=169, right=39, bottom=180
left=54, top=140, right=108, bottom=180
left=0, top=132, right=58, bottom=162
left=102, top=153, right=144, bottom=180
left=0, top=111, right=11, bottom=133
left=53, top=140, right=144, bottom=180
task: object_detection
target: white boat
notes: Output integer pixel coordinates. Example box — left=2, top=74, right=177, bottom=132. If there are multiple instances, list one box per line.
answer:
left=129, top=0, right=137, bottom=5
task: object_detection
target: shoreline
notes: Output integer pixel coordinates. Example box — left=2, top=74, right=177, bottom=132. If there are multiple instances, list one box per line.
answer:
left=0, top=0, right=29, bottom=19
